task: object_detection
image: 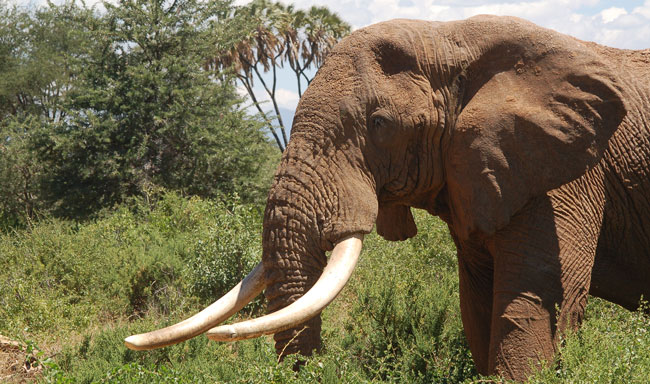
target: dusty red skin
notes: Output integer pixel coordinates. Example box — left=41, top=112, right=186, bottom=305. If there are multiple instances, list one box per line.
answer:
left=258, top=16, right=650, bottom=381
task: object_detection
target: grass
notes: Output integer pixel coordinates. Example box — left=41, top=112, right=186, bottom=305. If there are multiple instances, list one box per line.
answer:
left=1, top=193, right=648, bottom=382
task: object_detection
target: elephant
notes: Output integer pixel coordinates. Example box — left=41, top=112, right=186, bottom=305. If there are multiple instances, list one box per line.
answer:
left=124, top=15, right=650, bottom=381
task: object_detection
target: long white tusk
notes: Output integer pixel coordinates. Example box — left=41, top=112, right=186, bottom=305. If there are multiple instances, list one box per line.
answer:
left=206, top=233, right=363, bottom=342
left=124, top=261, right=266, bottom=350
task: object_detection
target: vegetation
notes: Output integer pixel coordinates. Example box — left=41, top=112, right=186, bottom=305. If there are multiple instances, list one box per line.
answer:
left=0, top=0, right=278, bottom=227
left=1, top=198, right=649, bottom=383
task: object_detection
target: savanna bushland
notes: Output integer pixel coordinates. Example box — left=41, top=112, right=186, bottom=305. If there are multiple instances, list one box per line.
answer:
left=1, top=0, right=649, bottom=382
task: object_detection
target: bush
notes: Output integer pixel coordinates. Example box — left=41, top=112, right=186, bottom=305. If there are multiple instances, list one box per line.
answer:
left=185, top=197, right=265, bottom=313
left=529, top=298, right=650, bottom=383
left=4, top=199, right=650, bottom=382
left=0, top=192, right=264, bottom=342
left=337, top=211, right=476, bottom=383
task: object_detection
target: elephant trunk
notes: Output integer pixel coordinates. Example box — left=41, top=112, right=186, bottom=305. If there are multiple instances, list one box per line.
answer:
left=252, top=137, right=377, bottom=356
left=261, top=184, right=329, bottom=357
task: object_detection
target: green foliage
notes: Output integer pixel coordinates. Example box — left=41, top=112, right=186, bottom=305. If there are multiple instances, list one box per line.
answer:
left=3, top=198, right=649, bottom=382
left=0, top=2, right=97, bottom=229
left=0, top=0, right=278, bottom=226
left=0, top=192, right=264, bottom=340
left=38, top=0, right=275, bottom=218
left=20, top=339, right=69, bottom=383
left=529, top=298, right=650, bottom=383
left=186, top=198, right=263, bottom=310
left=0, top=115, right=45, bottom=229
left=339, top=211, right=476, bottom=383
left=0, top=2, right=27, bottom=120
left=0, top=1, right=90, bottom=121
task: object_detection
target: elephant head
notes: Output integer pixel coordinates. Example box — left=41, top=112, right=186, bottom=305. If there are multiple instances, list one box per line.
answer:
left=125, top=15, right=626, bottom=367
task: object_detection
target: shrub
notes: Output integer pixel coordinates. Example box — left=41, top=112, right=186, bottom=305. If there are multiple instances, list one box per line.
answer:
left=6, top=197, right=649, bottom=382
left=183, top=197, right=264, bottom=314
left=0, top=192, right=263, bottom=341
left=529, top=298, right=650, bottom=383
left=337, top=211, right=476, bottom=383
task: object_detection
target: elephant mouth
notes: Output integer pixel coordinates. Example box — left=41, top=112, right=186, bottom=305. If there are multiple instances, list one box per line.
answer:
left=124, top=234, right=364, bottom=350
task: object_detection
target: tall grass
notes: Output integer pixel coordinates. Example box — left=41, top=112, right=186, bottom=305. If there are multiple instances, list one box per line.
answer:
left=1, top=195, right=648, bottom=382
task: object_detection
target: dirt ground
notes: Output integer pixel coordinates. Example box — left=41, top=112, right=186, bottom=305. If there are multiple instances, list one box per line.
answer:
left=0, top=335, right=41, bottom=383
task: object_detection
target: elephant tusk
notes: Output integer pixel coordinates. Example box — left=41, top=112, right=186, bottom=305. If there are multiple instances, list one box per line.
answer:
left=124, top=261, right=266, bottom=350
left=205, top=233, right=363, bottom=342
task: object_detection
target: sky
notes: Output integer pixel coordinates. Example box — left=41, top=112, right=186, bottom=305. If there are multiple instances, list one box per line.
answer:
left=11, top=0, right=650, bottom=126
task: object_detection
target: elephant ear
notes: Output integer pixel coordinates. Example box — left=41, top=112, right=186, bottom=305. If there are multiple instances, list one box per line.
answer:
left=446, top=36, right=627, bottom=240
left=376, top=203, right=417, bottom=241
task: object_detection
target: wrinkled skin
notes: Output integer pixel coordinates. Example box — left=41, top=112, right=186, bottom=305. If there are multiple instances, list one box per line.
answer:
left=262, top=16, right=650, bottom=381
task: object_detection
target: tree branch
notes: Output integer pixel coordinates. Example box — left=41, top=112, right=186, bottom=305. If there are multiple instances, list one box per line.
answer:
left=251, top=63, right=287, bottom=148
left=237, top=75, right=284, bottom=152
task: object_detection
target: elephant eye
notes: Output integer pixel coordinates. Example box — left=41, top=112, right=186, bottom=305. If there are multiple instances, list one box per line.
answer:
left=369, top=111, right=397, bottom=146
left=372, top=116, right=386, bottom=128
left=370, top=111, right=392, bottom=131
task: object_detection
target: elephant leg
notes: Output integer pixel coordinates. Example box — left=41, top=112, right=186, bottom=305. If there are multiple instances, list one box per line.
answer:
left=485, top=196, right=599, bottom=381
left=457, top=243, right=494, bottom=374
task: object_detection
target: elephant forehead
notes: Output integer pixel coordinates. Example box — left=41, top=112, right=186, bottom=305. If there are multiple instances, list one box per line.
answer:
left=332, top=19, right=439, bottom=74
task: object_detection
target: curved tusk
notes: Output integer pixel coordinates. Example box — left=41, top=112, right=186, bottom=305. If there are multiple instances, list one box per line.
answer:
left=125, top=261, right=266, bottom=350
left=206, top=233, right=363, bottom=342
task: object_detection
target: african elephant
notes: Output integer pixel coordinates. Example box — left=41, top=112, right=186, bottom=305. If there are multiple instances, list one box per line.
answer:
left=125, top=16, right=650, bottom=381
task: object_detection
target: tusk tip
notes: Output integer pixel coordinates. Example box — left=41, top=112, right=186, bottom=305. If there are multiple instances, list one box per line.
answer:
left=124, top=335, right=147, bottom=350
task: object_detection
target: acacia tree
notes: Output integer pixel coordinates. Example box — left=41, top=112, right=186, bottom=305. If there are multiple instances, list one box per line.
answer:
left=212, top=0, right=350, bottom=152
left=40, top=0, right=278, bottom=218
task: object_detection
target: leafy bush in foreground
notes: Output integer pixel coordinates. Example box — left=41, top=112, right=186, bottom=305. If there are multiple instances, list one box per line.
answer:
left=529, top=299, right=650, bottom=383
left=2, top=200, right=649, bottom=382
left=0, top=192, right=263, bottom=341
left=338, top=211, right=476, bottom=383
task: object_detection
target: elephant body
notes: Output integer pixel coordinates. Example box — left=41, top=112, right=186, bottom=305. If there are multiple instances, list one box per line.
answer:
left=587, top=46, right=650, bottom=309
left=260, top=17, right=650, bottom=380
left=445, top=43, right=650, bottom=375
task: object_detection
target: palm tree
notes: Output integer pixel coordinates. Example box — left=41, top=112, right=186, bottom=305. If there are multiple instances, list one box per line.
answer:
left=294, top=6, right=349, bottom=96
left=212, top=1, right=350, bottom=152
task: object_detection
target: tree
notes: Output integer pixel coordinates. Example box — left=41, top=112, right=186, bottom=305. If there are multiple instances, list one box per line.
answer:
left=49, top=0, right=276, bottom=218
left=0, top=1, right=91, bottom=123
left=0, top=2, right=25, bottom=120
left=212, top=0, right=350, bottom=152
left=1, top=0, right=279, bottom=221
left=0, top=1, right=95, bottom=228
left=0, top=117, right=44, bottom=229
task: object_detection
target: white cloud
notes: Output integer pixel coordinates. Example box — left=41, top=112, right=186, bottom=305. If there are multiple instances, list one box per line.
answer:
left=633, top=0, right=650, bottom=18
left=600, top=7, right=627, bottom=23
left=275, top=88, right=300, bottom=110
